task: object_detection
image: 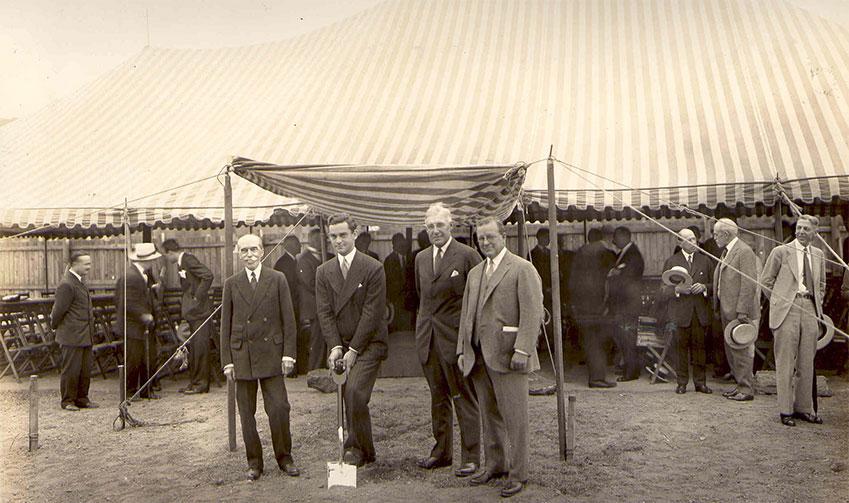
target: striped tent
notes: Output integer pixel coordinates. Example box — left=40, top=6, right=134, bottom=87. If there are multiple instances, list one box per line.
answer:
left=2, top=0, right=848, bottom=233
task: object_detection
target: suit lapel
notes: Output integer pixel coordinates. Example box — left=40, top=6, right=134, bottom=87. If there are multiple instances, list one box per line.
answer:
left=421, top=246, right=435, bottom=282
left=433, top=241, right=459, bottom=282
left=234, top=270, right=253, bottom=307
left=787, top=244, right=800, bottom=282
left=335, top=252, right=367, bottom=314
left=482, top=252, right=513, bottom=305
left=248, top=270, right=272, bottom=317
left=465, top=265, right=483, bottom=322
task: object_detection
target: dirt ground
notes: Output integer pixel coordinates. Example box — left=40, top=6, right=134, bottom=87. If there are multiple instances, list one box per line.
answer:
left=1, top=360, right=847, bottom=503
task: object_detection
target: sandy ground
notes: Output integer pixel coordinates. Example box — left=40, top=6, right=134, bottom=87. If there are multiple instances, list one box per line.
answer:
left=1, top=360, right=847, bottom=503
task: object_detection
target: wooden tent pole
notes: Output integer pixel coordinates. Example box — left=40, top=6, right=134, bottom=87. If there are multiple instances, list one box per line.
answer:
left=774, top=200, right=783, bottom=243
left=546, top=156, right=568, bottom=460
left=224, top=169, right=236, bottom=453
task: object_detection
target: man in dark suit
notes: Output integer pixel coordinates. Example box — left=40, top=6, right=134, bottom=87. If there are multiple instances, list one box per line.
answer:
left=115, top=243, right=161, bottom=400
left=384, top=233, right=414, bottom=332
left=355, top=232, right=380, bottom=260
left=273, top=235, right=302, bottom=332
left=456, top=217, right=543, bottom=498
left=569, top=228, right=617, bottom=388
left=530, top=228, right=552, bottom=315
left=162, top=239, right=214, bottom=394
left=414, top=203, right=482, bottom=477
left=316, top=213, right=388, bottom=467
left=50, top=252, right=97, bottom=411
left=607, top=226, right=645, bottom=382
left=661, top=229, right=714, bottom=394
left=220, top=233, right=300, bottom=481
left=298, top=228, right=326, bottom=371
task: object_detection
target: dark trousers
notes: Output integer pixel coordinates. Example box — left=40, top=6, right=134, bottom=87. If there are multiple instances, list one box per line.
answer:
left=187, top=319, right=210, bottom=389
left=614, top=316, right=640, bottom=379
left=296, top=324, right=311, bottom=375
left=422, top=339, right=480, bottom=464
left=236, top=375, right=293, bottom=471
left=577, top=316, right=612, bottom=383
left=709, top=312, right=730, bottom=374
left=675, top=321, right=707, bottom=386
left=342, top=343, right=383, bottom=462
left=305, top=320, right=327, bottom=371
left=60, top=345, right=92, bottom=406
left=127, top=336, right=157, bottom=396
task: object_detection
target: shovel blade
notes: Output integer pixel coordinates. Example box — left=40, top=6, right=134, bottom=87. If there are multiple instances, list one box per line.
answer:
left=327, top=461, right=357, bottom=488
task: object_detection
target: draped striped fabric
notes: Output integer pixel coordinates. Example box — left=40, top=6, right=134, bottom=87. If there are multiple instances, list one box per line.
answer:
left=1, top=0, right=848, bottom=234
left=232, top=157, right=526, bottom=225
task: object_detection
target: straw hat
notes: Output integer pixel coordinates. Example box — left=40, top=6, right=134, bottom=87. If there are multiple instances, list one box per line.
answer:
left=128, top=243, right=162, bottom=262
left=661, top=266, right=693, bottom=287
left=724, top=320, right=757, bottom=350
left=817, top=314, right=835, bottom=351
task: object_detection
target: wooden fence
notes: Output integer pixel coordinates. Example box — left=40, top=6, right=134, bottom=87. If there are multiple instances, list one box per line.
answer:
left=1, top=216, right=846, bottom=297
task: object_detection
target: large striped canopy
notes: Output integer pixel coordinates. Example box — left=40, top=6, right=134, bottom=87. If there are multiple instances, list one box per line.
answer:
left=2, top=0, right=848, bottom=234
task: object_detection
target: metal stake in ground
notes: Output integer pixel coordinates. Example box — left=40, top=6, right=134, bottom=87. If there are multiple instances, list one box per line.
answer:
left=28, top=375, right=38, bottom=452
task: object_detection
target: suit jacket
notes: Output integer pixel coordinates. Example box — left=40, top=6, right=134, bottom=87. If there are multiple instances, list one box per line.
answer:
left=660, top=251, right=713, bottom=327
left=415, top=240, right=482, bottom=364
left=115, top=265, right=154, bottom=341
left=178, top=252, right=213, bottom=321
left=530, top=245, right=552, bottom=298
left=569, top=241, right=616, bottom=316
left=274, top=252, right=301, bottom=326
left=457, top=250, right=544, bottom=376
left=219, top=268, right=297, bottom=380
left=316, top=251, right=388, bottom=356
left=760, top=242, right=826, bottom=329
left=296, top=249, right=322, bottom=324
left=607, top=242, right=645, bottom=317
left=713, top=239, right=760, bottom=321
left=384, top=250, right=412, bottom=307
left=50, top=271, right=93, bottom=347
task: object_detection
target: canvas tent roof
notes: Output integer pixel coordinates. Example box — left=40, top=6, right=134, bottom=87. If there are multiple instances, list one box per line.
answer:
left=2, top=0, right=848, bottom=234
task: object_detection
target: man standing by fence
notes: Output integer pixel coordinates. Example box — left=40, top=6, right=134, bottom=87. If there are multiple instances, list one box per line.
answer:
left=50, top=252, right=97, bottom=411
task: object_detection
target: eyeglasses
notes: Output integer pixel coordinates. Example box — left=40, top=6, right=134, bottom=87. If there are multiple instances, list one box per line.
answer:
left=238, top=246, right=262, bottom=255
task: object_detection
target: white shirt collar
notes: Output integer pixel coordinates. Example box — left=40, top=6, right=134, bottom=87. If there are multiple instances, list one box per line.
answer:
left=177, top=251, right=186, bottom=268
left=681, top=249, right=694, bottom=261
left=245, top=263, right=262, bottom=281
left=338, top=248, right=357, bottom=268
left=725, top=236, right=739, bottom=252
left=69, top=269, right=82, bottom=282
left=433, top=237, right=453, bottom=258
left=487, top=246, right=508, bottom=271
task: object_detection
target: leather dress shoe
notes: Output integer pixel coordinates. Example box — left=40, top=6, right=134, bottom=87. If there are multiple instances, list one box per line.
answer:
left=617, top=376, right=638, bottom=382
left=247, top=467, right=262, bottom=480
left=726, top=392, right=754, bottom=401
left=178, top=385, right=194, bottom=393
left=61, top=403, right=80, bottom=411
left=721, top=388, right=738, bottom=398
left=455, top=462, right=478, bottom=477
left=780, top=414, right=796, bottom=427
left=279, top=462, right=300, bottom=476
left=793, top=412, right=823, bottom=424
left=501, top=480, right=525, bottom=498
left=588, top=380, right=617, bottom=389
left=694, top=385, right=713, bottom=394
left=76, top=400, right=99, bottom=408
left=342, top=450, right=366, bottom=467
left=470, top=470, right=507, bottom=486
left=675, top=385, right=687, bottom=394
left=417, top=456, right=452, bottom=470
left=183, top=387, right=209, bottom=395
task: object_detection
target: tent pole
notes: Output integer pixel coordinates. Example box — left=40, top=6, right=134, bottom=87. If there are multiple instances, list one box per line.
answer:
left=546, top=156, right=568, bottom=461
left=224, top=169, right=236, bottom=453
left=517, top=205, right=527, bottom=259
left=43, top=238, right=49, bottom=294
left=774, top=201, right=783, bottom=243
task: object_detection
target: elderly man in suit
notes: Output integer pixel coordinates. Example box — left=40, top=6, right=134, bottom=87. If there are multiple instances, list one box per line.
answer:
left=298, top=228, right=326, bottom=371
left=661, top=229, right=713, bottom=394
left=760, top=215, right=826, bottom=426
left=50, top=252, right=97, bottom=411
left=414, top=203, right=482, bottom=477
left=713, top=218, right=760, bottom=402
left=457, top=217, right=543, bottom=498
left=316, top=213, right=388, bottom=467
left=220, top=233, right=299, bottom=481
left=607, top=226, right=645, bottom=382
left=162, top=239, right=214, bottom=394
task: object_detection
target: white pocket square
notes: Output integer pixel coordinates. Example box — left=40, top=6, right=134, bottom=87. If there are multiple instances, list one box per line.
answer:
left=502, top=326, right=519, bottom=333
left=450, top=270, right=459, bottom=277
left=358, top=283, right=363, bottom=288
left=178, top=270, right=187, bottom=279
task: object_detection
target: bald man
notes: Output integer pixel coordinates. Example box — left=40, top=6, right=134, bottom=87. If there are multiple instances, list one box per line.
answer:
left=220, top=234, right=300, bottom=480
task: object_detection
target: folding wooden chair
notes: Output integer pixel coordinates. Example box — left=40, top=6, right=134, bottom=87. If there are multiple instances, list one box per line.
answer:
left=636, top=316, right=677, bottom=384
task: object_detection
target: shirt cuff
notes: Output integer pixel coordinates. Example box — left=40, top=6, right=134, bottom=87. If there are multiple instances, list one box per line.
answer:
left=514, top=349, right=530, bottom=357
left=331, top=345, right=343, bottom=352
left=223, top=363, right=234, bottom=371
left=348, top=347, right=359, bottom=355
left=282, top=356, right=295, bottom=363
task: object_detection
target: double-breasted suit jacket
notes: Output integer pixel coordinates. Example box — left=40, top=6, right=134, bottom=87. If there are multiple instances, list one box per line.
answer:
left=178, top=252, right=213, bottom=322
left=115, top=265, right=154, bottom=341
left=661, top=251, right=713, bottom=328
left=220, top=268, right=297, bottom=380
left=51, top=271, right=93, bottom=347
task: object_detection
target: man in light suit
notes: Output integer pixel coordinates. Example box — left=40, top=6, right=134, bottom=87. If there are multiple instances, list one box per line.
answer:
left=316, top=213, right=388, bottom=467
left=760, top=215, right=826, bottom=426
left=50, top=252, right=97, bottom=411
left=660, top=229, right=713, bottom=394
left=457, top=217, right=544, bottom=498
left=713, top=218, right=760, bottom=401
left=297, top=228, right=326, bottom=371
left=415, top=203, right=482, bottom=477
left=220, top=234, right=300, bottom=481
left=163, top=239, right=214, bottom=394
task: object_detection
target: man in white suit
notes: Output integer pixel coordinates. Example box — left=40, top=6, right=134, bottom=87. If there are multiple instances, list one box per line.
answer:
left=760, top=214, right=826, bottom=426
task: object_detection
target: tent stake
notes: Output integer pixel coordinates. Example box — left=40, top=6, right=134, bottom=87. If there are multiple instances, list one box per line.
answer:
left=28, top=375, right=38, bottom=452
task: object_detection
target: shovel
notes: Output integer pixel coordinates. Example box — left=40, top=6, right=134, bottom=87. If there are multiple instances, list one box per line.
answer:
left=327, top=360, right=357, bottom=488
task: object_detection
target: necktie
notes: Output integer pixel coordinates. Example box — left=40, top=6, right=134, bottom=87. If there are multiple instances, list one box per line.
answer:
left=802, top=247, right=815, bottom=294
left=686, top=254, right=692, bottom=269
left=485, top=259, right=494, bottom=279
left=249, top=271, right=258, bottom=290
left=341, top=258, right=349, bottom=280
left=434, top=248, right=443, bottom=275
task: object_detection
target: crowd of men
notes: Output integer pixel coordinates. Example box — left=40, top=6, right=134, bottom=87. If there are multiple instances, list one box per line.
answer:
left=47, top=206, right=845, bottom=497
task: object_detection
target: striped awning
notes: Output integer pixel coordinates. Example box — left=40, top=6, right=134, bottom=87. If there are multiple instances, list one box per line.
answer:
left=2, top=0, right=848, bottom=235
left=232, top=157, right=526, bottom=226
